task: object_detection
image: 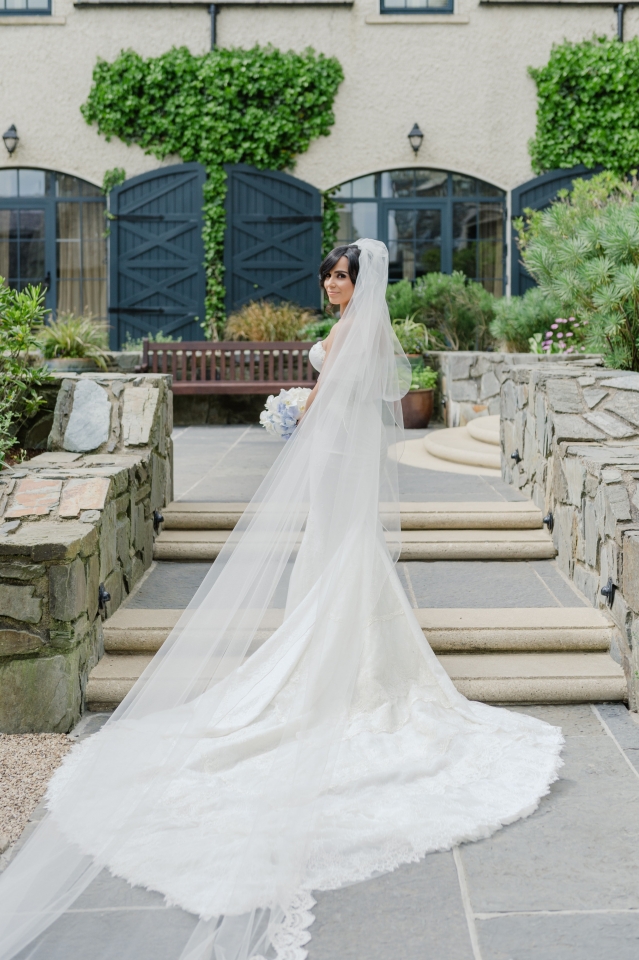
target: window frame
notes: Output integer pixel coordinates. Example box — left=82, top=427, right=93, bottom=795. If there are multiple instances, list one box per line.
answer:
left=333, top=169, right=507, bottom=296
left=379, top=0, right=454, bottom=15
left=0, top=0, right=51, bottom=14
left=0, top=168, right=107, bottom=320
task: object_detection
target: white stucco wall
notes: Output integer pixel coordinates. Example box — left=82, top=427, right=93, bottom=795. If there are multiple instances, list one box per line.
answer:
left=0, top=0, right=628, bottom=193
left=0, top=0, right=210, bottom=187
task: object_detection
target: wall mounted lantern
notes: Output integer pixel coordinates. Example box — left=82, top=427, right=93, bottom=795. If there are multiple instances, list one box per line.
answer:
left=407, top=123, right=424, bottom=155
left=2, top=125, right=19, bottom=156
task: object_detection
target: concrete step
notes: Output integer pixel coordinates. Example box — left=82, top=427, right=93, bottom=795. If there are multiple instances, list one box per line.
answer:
left=87, top=649, right=626, bottom=711
left=162, top=500, right=543, bottom=531
left=153, top=527, right=556, bottom=562
left=439, top=653, right=627, bottom=703
left=424, top=427, right=502, bottom=470
left=103, top=606, right=613, bottom=655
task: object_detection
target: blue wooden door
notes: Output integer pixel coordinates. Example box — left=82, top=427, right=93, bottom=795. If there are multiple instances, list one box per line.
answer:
left=224, top=165, right=322, bottom=314
left=109, top=163, right=206, bottom=348
left=511, top=165, right=599, bottom=295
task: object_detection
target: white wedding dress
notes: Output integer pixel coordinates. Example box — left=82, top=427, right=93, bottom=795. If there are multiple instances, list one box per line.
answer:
left=0, top=241, right=563, bottom=960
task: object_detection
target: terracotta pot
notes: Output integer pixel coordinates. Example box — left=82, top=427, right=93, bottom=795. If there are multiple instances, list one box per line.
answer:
left=401, top=388, right=434, bottom=429
left=45, top=357, right=100, bottom=373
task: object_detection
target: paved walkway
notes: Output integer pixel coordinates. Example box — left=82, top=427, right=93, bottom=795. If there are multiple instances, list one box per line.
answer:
left=8, top=426, right=639, bottom=959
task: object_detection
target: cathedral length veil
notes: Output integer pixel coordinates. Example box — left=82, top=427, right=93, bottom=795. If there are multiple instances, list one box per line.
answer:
left=0, top=239, right=563, bottom=960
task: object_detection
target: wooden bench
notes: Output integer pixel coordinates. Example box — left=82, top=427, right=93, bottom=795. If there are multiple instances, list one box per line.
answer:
left=139, top=340, right=318, bottom=395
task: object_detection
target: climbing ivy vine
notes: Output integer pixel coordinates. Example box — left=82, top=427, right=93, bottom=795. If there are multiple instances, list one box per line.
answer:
left=82, top=45, right=343, bottom=336
left=529, top=36, right=639, bottom=175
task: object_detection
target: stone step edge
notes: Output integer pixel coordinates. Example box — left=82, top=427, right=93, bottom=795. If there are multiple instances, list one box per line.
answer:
left=162, top=500, right=542, bottom=531
left=87, top=652, right=627, bottom=708
left=153, top=542, right=557, bottom=562
left=103, top=607, right=612, bottom=653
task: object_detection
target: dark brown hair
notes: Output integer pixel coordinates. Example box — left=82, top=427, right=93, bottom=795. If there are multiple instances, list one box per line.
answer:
left=319, top=244, right=360, bottom=290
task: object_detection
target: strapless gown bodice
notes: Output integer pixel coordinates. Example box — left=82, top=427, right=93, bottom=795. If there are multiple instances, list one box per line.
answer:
left=309, top=340, right=326, bottom=372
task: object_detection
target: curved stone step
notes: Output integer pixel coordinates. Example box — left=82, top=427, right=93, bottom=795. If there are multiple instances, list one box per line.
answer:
left=162, top=500, right=543, bottom=532
left=153, top=528, right=556, bottom=562
left=466, top=414, right=500, bottom=446
left=424, top=427, right=502, bottom=470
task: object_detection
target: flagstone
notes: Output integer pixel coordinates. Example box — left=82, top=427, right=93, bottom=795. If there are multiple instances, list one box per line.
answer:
left=58, top=478, right=110, bottom=518
left=5, top=477, right=62, bottom=518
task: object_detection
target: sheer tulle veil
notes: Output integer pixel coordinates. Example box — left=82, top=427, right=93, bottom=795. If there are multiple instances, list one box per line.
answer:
left=0, top=239, right=564, bottom=960
left=0, top=239, right=417, bottom=959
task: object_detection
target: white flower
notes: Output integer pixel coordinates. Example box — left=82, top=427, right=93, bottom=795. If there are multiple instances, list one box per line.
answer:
left=259, top=388, right=311, bottom=440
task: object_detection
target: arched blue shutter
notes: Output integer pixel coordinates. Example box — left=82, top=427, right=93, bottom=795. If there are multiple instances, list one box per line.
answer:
left=224, top=164, right=322, bottom=315
left=109, top=163, right=206, bottom=348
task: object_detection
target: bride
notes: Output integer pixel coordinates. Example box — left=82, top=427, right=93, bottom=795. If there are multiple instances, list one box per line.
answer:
left=0, top=239, right=563, bottom=960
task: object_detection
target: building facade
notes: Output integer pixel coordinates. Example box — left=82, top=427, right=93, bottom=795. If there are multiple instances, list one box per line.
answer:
left=0, top=0, right=627, bottom=334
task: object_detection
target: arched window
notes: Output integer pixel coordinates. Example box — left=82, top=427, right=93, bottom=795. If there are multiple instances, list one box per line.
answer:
left=0, top=168, right=107, bottom=321
left=334, top=169, right=506, bottom=295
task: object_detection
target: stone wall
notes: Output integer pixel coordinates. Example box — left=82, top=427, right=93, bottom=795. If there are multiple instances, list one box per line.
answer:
left=500, top=363, right=639, bottom=708
left=436, top=351, right=598, bottom=428
left=0, top=373, right=172, bottom=732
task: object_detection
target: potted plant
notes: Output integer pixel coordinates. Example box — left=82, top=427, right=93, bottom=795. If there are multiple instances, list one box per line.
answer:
left=392, top=316, right=428, bottom=361
left=401, top=364, right=437, bottom=429
left=38, top=313, right=109, bottom=372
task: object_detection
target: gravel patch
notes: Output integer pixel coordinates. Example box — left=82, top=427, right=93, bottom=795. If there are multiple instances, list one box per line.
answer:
left=0, top=734, right=72, bottom=849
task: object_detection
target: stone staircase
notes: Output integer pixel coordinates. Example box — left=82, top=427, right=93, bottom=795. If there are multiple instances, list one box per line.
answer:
left=153, top=500, right=556, bottom=562
left=86, top=497, right=627, bottom=711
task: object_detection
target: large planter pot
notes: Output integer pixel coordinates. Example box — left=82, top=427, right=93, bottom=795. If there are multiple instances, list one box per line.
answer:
left=401, top=388, right=434, bottom=429
left=45, top=357, right=100, bottom=373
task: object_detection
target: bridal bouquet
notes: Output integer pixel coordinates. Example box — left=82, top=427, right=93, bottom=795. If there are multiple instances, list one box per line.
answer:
left=259, top=387, right=311, bottom=440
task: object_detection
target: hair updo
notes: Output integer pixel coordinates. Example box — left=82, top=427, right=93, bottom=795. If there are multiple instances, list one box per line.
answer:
left=319, top=244, right=360, bottom=290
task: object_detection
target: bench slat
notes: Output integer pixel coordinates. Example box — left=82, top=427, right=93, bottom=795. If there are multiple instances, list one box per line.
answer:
left=141, top=341, right=317, bottom=395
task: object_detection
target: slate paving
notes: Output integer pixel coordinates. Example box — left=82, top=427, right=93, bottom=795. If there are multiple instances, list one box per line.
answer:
left=5, top=426, right=639, bottom=958
left=8, top=705, right=639, bottom=960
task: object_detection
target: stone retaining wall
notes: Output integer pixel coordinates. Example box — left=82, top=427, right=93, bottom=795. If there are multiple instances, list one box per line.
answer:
left=500, top=363, right=639, bottom=707
left=0, top=373, right=172, bottom=732
left=434, top=351, right=600, bottom=429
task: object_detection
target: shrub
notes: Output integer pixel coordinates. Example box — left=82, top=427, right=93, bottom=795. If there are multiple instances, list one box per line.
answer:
left=39, top=313, right=110, bottom=368
left=0, top=280, right=51, bottom=467
left=516, top=172, right=639, bottom=370
left=392, top=317, right=429, bottom=354
left=224, top=300, right=317, bottom=342
left=410, top=365, right=438, bottom=390
left=413, top=272, right=496, bottom=351
left=298, top=313, right=337, bottom=342
left=490, top=288, right=564, bottom=352
left=123, top=329, right=182, bottom=351
left=386, top=280, right=417, bottom=322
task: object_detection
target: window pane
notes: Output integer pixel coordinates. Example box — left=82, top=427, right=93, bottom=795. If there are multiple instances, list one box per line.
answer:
left=0, top=209, right=17, bottom=241
left=334, top=182, right=352, bottom=200
left=82, top=280, right=107, bottom=320
left=18, top=169, right=45, bottom=198
left=453, top=202, right=477, bottom=279
left=452, top=174, right=478, bottom=197
left=82, top=182, right=103, bottom=198
left=56, top=174, right=82, bottom=198
left=0, top=170, right=18, bottom=198
left=381, top=170, right=415, bottom=198
left=27, top=0, right=50, bottom=9
left=5, top=0, right=28, bottom=8
left=336, top=202, right=377, bottom=244
left=388, top=208, right=441, bottom=282
left=57, top=280, right=83, bottom=315
left=477, top=203, right=504, bottom=295
left=57, top=202, right=80, bottom=239
left=415, top=170, right=447, bottom=197
left=476, top=178, right=504, bottom=198
left=351, top=175, right=376, bottom=198
left=19, top=209, right=45, bottom=240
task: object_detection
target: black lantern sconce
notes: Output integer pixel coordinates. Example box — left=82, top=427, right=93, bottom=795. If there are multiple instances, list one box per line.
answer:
left=407, top=123, right=424, bottom=156
left=2, top=125, right=19, bottom=156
